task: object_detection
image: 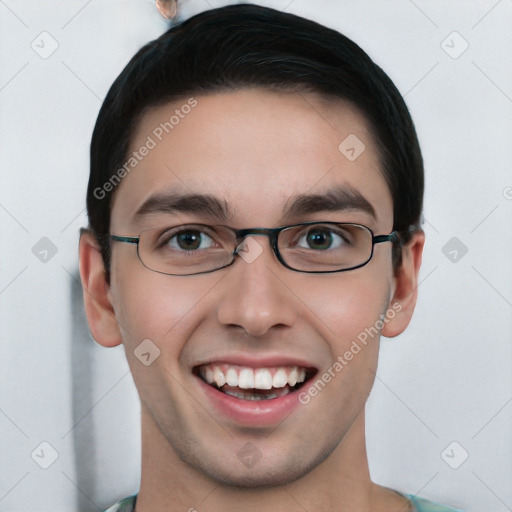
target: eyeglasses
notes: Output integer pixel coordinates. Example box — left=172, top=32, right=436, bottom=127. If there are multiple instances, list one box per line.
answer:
left=109, top=222, right=399, bottom=276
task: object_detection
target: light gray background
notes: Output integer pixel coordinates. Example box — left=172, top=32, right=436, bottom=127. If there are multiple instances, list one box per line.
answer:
left=1, top=0, right=511, bottom=510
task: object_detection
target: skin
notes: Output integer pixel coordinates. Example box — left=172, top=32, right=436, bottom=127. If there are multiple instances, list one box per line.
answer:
left=79, top=89, right=424, bottom=511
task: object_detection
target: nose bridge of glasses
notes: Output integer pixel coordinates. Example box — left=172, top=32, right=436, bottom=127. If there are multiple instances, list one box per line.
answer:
left=235, top=227, right=276, bottom=237
left=233, top=227, right=280, bottom=257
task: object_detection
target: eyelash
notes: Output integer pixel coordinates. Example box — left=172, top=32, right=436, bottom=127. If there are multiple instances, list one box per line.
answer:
left=156, top=226, right=218, bottom=251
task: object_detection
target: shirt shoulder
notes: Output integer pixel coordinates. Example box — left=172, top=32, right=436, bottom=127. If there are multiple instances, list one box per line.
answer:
left=103, top=494, right=137, bottom=512
left=404, top=493, right=464, bottom=512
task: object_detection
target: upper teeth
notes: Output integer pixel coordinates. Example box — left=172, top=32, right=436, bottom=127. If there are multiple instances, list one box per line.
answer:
left=199, top=364, right=307, bottom=390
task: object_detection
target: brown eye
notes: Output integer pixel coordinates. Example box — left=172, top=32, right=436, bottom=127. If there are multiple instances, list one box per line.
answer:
left=162, top=229, right=215, bottom=252
left=175, top=230, right=205, bottom=251
left=296, top=226, right=349, bottom=251
left=305, top=229, right=334, bottom=250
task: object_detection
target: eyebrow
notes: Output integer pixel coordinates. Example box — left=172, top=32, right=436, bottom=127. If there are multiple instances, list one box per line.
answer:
left=283, top=185, right=376, bottom=221
left=134, top=184, right=376, bottom=223
left=135, top=190, right=234, bottom=222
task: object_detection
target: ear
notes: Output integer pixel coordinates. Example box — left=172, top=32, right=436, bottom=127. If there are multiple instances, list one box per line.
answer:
left=381, top=230, right=425, bottom=338
left=79, top=230, right=123, bottom=347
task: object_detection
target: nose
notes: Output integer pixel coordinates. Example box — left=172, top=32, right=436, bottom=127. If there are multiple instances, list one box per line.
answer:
left=216, top=235, right=298, bottom=337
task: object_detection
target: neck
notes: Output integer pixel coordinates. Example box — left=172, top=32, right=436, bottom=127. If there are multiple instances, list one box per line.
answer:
left=135, top=407, right=378, bottom=512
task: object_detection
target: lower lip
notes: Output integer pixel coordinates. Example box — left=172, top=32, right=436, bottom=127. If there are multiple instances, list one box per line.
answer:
left=196, top=376, right=305, bottom=427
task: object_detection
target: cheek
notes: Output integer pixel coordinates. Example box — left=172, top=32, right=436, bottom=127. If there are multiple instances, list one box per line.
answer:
left=303, top=270, right=391, bottom=353
left=110, top=257, right=218, bottom=353
left=291, top=272, right=390, bottom=435
left=109, top=264, right=221, bottom=404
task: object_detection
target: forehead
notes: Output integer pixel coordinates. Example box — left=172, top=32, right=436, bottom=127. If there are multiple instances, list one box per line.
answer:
left=110, top=89, right=393, bottom=231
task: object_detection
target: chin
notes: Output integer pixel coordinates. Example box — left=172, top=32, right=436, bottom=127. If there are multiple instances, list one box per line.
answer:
left=205, top=463, right=314, bottom=489
left=183, top=443, right=336, bottom=490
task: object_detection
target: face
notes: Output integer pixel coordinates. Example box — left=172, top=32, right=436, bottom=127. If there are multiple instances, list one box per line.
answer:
left=101, top=89, right=403, bottom=487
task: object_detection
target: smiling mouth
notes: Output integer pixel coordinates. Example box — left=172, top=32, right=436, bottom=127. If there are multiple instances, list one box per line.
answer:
left=194, top=363, right=317, bottom=401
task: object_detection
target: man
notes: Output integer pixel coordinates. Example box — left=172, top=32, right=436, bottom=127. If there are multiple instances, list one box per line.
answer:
left=79, top=5, right=463, bottom=511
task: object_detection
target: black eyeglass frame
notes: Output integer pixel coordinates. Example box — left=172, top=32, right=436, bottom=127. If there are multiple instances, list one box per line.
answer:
left=109, top=221, right=400, bottom=276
